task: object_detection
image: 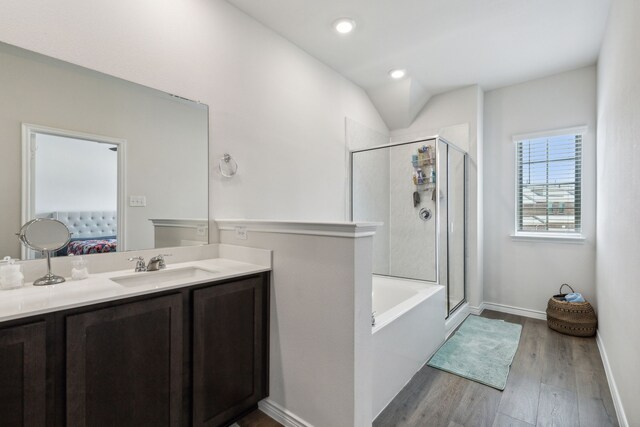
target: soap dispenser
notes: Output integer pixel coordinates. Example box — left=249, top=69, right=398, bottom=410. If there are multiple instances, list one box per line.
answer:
left=0, top=256, right=24, bottom=290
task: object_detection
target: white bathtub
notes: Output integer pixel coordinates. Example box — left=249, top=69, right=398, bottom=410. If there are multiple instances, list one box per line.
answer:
left=371, top=275, right=446, bottom=420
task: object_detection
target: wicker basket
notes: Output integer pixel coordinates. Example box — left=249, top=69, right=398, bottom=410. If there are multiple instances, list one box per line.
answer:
left=546, top=284, right=597, bottom=337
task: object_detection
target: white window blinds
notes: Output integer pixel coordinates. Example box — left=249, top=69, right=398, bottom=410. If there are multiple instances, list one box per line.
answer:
left=516, top=132, right=582, bottom=234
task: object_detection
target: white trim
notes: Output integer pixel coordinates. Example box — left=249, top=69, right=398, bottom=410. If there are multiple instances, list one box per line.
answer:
left=482, top=302, right=547, bottom=320
left=149, top=219, right=209, bottom=229
left=21, top=124, right=127, bottom=258
left=512, top=125, right=588, bottom=142
left=214, top=219, right=380, bottom=238
left=20, top=129, right=35, bottom=260
left=510, top=233, right=586, bottom=243
left=445, top=303, right=470, bottom=338
left=258, top=399, right=313, bottom=427
left=469, top=302, right=485, bottom=316
left=596, top=332, right=630, bottom=427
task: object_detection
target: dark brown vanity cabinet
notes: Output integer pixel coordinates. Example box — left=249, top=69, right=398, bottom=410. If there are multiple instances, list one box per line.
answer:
left=65, top=294, right=183, bottom=427
left=0, top=272, right=269, bottom=427
left=193, top=276, right=268, bottom=427
left=0, top=321, right=47, bottom=427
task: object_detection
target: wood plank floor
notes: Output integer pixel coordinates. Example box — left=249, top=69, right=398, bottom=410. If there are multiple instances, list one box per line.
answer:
left=237, top=409, right=283, bottom=427
left=238, top=311, right=618, bottom=427
left=374, top=310, right=619, bottom=427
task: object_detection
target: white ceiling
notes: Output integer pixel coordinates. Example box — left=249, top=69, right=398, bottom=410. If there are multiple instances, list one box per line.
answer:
left=227, top=0, right=611, bottom=130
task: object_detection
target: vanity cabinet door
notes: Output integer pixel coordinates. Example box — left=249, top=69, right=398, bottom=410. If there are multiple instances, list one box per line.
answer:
left=66, top=294, right=183, bottom=427
left=0, top=321, right=47, bottom=427
left=192, top=276, right=268, bottom=427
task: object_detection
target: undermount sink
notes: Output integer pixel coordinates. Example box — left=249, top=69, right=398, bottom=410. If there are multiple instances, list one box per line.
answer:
left=110, top=267, right=217, bottom=288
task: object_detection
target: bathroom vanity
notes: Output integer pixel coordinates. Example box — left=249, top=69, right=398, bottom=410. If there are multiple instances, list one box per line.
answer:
left=0, top=40, right=275, bottom=427
left=0, top=259, right=270, bottom=427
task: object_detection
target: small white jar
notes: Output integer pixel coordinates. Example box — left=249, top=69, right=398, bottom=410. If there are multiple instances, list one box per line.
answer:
left=70, top=255, right=89, bottom=280
left=0, top=256, right=25, bottom=290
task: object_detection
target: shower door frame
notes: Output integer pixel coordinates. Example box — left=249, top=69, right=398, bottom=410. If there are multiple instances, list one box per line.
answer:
left=349, top=137, right=441, bottom=286
left=348, top=136, right=468, bottom=318
left=441, top=140, right=468, bottom=317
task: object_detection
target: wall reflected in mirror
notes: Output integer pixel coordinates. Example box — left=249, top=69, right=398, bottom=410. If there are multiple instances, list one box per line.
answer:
left=0, top=42, right=209, bottom=260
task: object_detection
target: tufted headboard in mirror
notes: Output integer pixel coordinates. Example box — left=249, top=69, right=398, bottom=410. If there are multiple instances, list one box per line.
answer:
left=36, top=211, right=118, bottom=256
left=41, top=211, right=117, bottom=240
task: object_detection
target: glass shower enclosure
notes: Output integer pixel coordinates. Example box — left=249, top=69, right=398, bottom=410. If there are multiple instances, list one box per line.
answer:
left=351, top=137, right=467, bottom=317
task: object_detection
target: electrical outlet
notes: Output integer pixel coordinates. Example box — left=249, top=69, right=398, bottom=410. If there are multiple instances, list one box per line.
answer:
left=129, top=196, right=146, bottom=207
left=235, top=226, right=248, bottom=240
left=196, top=225, right=207, bottom=237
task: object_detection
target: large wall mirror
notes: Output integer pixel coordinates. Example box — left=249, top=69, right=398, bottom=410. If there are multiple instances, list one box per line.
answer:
left=0, top=42, right=209, bottom=260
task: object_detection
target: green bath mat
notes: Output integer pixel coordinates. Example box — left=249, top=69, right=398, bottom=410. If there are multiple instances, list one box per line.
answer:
left=427, top=315, right=522, bottom=390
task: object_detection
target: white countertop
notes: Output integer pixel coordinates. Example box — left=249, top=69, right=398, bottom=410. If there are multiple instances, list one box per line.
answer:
left=0, top=258, right=270, bottom=323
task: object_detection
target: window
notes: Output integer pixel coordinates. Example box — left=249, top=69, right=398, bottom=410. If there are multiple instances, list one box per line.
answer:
left=515, top=128, right=584, bottom=235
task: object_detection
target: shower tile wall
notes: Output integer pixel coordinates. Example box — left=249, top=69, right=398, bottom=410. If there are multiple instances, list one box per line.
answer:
left=389, top=143, right=437, bottom=281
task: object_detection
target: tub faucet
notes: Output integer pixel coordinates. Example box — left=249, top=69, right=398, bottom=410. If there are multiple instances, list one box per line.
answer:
left=147, top=254, right=171, bottom=271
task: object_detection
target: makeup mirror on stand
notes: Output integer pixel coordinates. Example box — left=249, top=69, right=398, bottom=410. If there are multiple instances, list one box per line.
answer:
left=17, top=219, right=71, bottom=286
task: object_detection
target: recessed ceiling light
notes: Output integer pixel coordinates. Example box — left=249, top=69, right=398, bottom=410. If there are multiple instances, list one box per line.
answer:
left=334, top=18, right=356, bottom=34
left=389, top=69, right=407, bottom=79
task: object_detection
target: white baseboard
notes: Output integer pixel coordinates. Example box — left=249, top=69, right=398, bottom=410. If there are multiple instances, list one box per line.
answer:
left=596, top=332, right=629, bottom=427
left=258, top=399, right=313, bottom=427
left=481, top=302, right=547, bottom=320
left=469, top=302, right=486, bottom=316
left=445, top=303, right=470, bottom=338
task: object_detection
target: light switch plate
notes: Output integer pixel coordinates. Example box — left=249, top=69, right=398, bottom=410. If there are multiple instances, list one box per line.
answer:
left=129, top=195, right=146, bottom=207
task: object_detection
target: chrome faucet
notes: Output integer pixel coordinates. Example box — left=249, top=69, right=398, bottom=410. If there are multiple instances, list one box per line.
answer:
left=147, top=254, right=171, bottom=271
left=128, top=256, right=147, bottom=272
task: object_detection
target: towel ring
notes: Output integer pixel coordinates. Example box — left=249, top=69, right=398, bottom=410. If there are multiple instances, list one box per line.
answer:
left=218, top=153, right=238, bottom=178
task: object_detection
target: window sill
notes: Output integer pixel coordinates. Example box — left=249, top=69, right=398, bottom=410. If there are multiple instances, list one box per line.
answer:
left=510, top=233, right=586, bottom=243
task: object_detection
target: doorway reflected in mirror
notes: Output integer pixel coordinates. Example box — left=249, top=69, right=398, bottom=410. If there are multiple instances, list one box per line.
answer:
left=22, top=125, right=123, bottom=260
